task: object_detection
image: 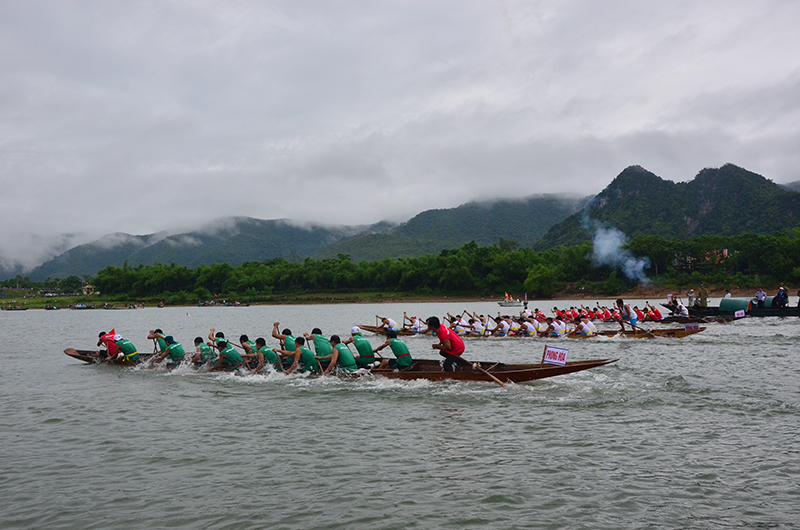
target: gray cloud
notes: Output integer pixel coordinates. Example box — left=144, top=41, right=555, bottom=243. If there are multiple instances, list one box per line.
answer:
left=2, top=0, right=800, bottom=271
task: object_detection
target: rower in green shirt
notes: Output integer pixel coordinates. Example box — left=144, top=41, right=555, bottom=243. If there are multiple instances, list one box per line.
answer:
left=211, top=339, right=246, bottom=371
left=272, top=322, right=296, bottom=352
left=275, top=336, right=320, bottom=374
left=253, top=337, right=284, bottom=373
left=111, top=335, right=140, bottom=363
left=191, top=336, right=216, bottom=366
left=342, top=326, right=377, bottom=368
left=316, top=335, right=358, bottom=375
left=305, top=328, right=333, bottom=356
left=152, top=335, right=185, bottom=366
left=374, top=330, right=413, bottom=369
left=239, top=334, right=259, bottom=370
left=147, top=328, right=168, bottom=354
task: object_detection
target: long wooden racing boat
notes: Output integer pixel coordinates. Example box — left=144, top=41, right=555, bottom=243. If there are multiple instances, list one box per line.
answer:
left=65, top=348, right=615, bottom=384
left=347, top=358, right=617, bottom=383
left=64, top=348, right=155, bottom=365
left=567, top=327, right=706, bottom=339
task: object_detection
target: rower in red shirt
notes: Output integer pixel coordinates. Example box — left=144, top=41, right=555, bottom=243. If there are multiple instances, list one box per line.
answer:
left=426, top=316, right=466, bottom=372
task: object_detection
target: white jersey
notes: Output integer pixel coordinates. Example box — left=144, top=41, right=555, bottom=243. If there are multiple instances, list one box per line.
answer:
left=552, top=320, right=567, bottom=336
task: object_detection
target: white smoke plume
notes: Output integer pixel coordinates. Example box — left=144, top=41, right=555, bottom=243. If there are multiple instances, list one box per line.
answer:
left=592, top=226, right=651, bottom=283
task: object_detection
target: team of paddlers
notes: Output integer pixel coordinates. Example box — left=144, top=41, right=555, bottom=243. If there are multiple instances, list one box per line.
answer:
left=91, top=316, right=468, bottom=375
left=89, top=298, right=652, bottom=374
left=428, top=298, right=662, bottom=338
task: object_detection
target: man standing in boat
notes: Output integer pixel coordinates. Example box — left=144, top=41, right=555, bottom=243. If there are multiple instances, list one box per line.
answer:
left=426, top=316, right=466, bottom=372
left=697, top=284, right=709, bottom=307
left=755, top=287, right=767, bottom=309
left=615, top=298, right=637, bottom=332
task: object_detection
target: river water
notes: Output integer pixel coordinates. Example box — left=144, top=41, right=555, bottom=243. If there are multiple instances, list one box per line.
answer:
left=1, top=300, right=798, bottom=529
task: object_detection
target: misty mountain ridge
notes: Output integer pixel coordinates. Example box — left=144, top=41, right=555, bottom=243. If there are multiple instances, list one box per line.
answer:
left=10, top=164, right=799, bottom=282
left=17, top=195, right=583, bottom=281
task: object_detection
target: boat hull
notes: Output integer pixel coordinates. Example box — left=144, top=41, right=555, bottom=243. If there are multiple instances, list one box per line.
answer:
left=64, top=348, right=155, bottom=365
left=65, top=348, right=615, bottom=383
left=568, top=327, right=705, bottom=339
left=352, top=358, right=617, bottom=383
left=357, top=324, right=425, bottom=336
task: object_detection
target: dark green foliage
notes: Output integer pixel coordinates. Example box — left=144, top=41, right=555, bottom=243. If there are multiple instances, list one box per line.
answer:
left=10, top=229, right=800, bottom=300
left=537, top=164, right=800, bottom=249
left=313, top=195, right=583, bottom=261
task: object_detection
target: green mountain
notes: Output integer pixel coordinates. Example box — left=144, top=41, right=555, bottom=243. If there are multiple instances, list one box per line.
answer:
left=314, top=195, right=584, bottom=260
left=536, top=164, right=800, bottom=249
left=27, top=218, right=364, bottom=281
left=24, top=195, right=582, bottom=280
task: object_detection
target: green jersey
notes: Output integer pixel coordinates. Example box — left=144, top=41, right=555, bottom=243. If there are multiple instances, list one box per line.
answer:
left=164, top=342, right=185, bottom=362
left=298, top=346, right=320, bottom=373
left=220, top=344, right=244, bottom=368
left=197, top=342, right=215, bottom=363
left=389, top=338, right=413, bottom=368
left=333, top=343, right=357, bottom=372
left=283, top=335, right=296, bottom=352
left=352, top=334, right=374, bottom=361
left=312, top=334, right=333, bottom=357
left=156, top=336, right=167, bottom=354
left=257, top=345, right=282, bottom=370
left=115, top=339, right=139, bottom=362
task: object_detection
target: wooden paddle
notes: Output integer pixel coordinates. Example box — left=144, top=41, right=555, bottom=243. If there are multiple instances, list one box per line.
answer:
left=467, top=357, right=507, bottom=388
left=445, top=353, right=506, bottom=387
left=628, top=322, right=656, bottom=338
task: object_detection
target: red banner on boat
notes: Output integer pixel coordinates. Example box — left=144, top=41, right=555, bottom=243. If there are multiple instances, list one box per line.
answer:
left=684, top=323, right=700, bottom=331
left=734, top=310, right=745, bottom=318
left=543, top=345, right=569, bottom=366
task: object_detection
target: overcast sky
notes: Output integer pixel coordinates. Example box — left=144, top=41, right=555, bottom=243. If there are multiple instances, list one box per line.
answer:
left=2, top=0, right=800, bottom=271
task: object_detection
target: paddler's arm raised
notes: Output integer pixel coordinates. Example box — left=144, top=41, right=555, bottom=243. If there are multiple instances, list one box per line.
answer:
left=271, top=322, right=285, bottom=342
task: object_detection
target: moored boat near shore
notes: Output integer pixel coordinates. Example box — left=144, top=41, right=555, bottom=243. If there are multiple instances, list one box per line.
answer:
left=664, top=297, right=800, bottom=318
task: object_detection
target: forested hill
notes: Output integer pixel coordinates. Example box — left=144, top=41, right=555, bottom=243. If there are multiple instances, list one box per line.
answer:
left=313, top=194, right=584, bottom=261
left=536, top=164, right=800, bottom=249
left=23, top=195, right=583, bottom=280
left=26, top=219, right=365, bottom=281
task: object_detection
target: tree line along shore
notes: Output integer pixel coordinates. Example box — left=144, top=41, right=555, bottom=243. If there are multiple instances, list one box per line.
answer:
left=3, top=231, right=799, bottom=308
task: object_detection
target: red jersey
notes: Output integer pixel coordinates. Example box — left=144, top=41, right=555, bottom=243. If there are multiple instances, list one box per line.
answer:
left=437, top=325, right=465, bottom=356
